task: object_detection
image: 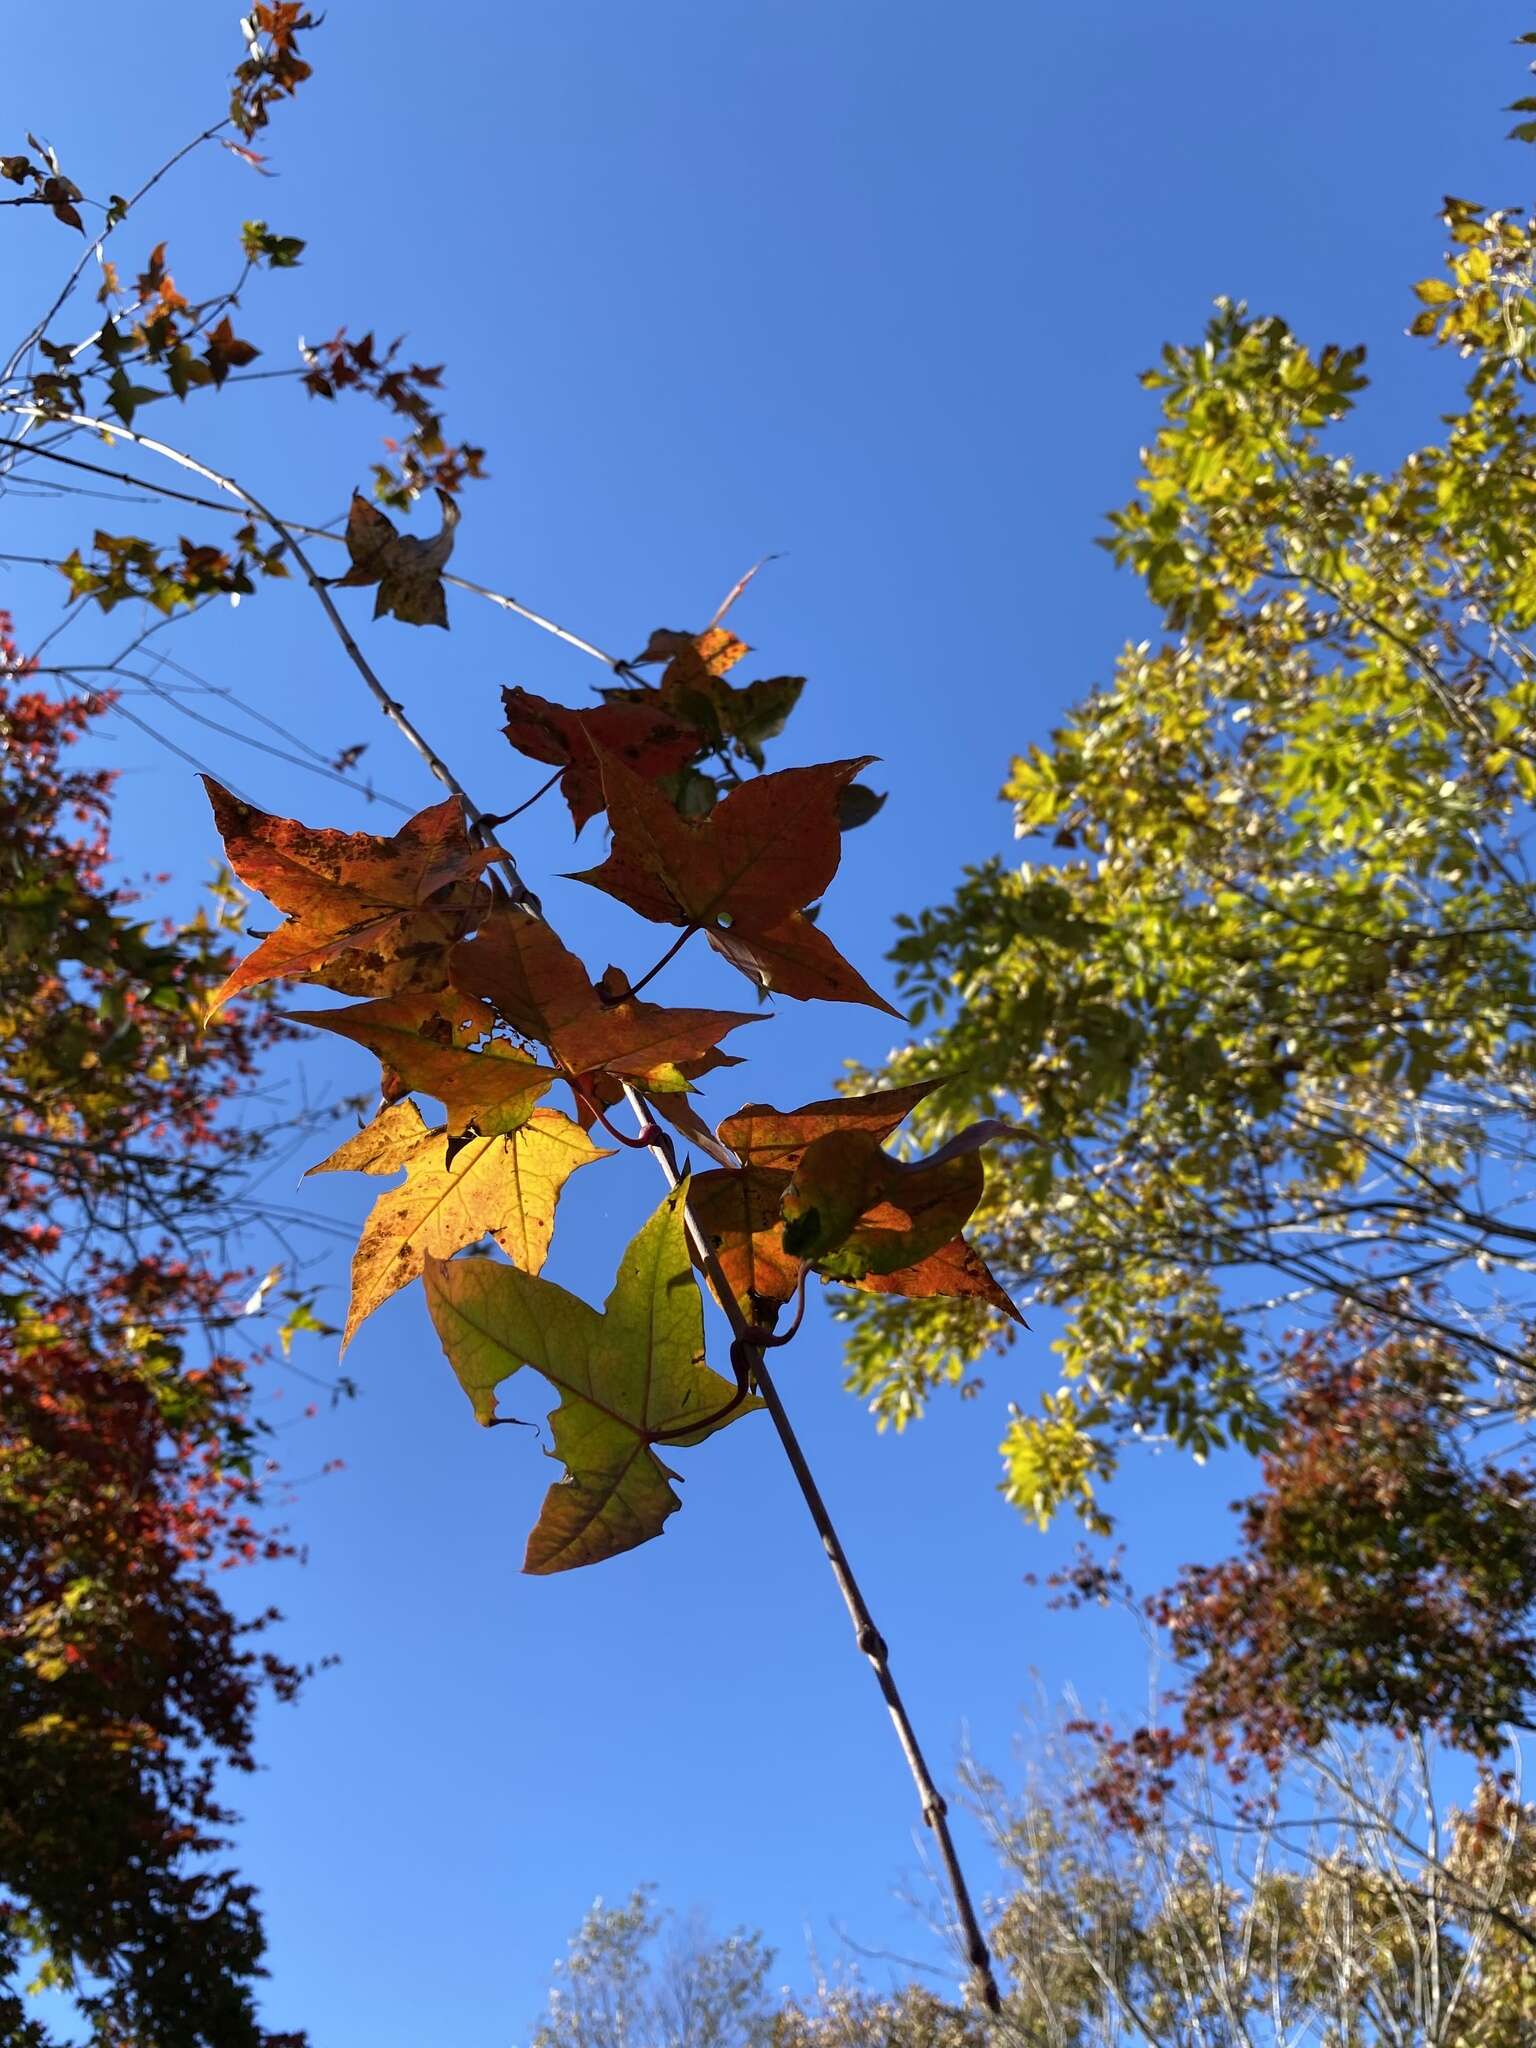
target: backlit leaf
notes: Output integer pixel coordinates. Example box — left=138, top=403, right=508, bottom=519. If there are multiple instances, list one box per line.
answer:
left=851, top=1236, right=1023, bottom=1323
left=307, top=1098, right=606, bottom=1348
left=423, top=1186, right=750, bottom=1571
left=450, top=905, right=761, bottom=1099
left=290, top=996, right=559, bottom=1136
left=201, top=778, right=494, bottom=1013
left=706, top=910, right=902, bottom=1015
left=500, top=687, right=698, bottom=831
left=719, top=1082, right=942, bottom=1172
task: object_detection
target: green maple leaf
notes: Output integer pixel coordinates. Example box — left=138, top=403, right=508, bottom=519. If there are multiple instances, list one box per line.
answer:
left=423, top=1185, right=752, bottom=1572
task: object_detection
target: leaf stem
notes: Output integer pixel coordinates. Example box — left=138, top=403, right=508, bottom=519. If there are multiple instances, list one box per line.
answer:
left=44, top=400, right=1006, bottom=2010
left=620, top=1082, right=1002, bottom=2013
left=480, top=767, right=563, bottom=827
left=608, top=925, right=698, bottom=1005
left=572, top=1091, right=660, bottom=1153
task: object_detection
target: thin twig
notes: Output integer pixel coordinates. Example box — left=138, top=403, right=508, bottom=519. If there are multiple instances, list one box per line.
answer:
left=15, top=400, right=1005, bottom=2013
left=626, top=1085, right=1001, bottom=2011
left=0, top=431, right=625, bottom=672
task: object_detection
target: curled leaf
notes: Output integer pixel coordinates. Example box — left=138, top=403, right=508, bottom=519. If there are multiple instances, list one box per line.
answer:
left=335, top=486, right=459, bottom=628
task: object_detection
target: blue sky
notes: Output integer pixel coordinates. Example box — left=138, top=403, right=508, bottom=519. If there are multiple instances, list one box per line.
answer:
left=5, top=4, right=1534, bottom=2041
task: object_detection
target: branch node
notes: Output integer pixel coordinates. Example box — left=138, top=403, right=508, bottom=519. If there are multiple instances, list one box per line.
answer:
left=857, top=1623, right=888, bottom=1664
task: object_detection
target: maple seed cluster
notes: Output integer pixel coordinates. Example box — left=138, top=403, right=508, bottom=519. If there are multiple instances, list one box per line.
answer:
left=202, top=620, right=1019, bottom=1574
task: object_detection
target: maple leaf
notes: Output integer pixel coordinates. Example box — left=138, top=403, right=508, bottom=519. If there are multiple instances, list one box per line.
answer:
left=201, top=778, right=494, bottom=1013
left=424, top=1186, right=752, bottom=1572
left=449, top=905, right=760, bottom=1101
left=202, top=315, right=260, bottom=385
left=633, top=625, right=751, bottom=674
left=570, top=751, right=893, bottom=1011
left=706, top=910, right=902, bottom=1015
left=781, top=1130, right=989, bottom=1278
left=719, top=1082, right=942, bottom=1171
left=694, top=1086, right=1023, bottom=1310
left=612, top=628, right=804, bottom=766
left=851, top=1236, right=1023, bottom=1323
left=324, top=983, right=492, bottom=1102
left=290, top=994, right=560, bottom=1136
left=500, top=687, right=697, bottom=832
left=688, top=1164, right=805, bottom=1321
left=334, top=487, right=458, bottom=627
left=307, top=1099, right=606, bottom=1348
left=571, top=751, right=867, bottom=930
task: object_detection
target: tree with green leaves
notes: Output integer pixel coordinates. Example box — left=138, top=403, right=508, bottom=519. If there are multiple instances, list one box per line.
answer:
left=835, top=31, right=1536, bottom=1760
left=531, top=1733, right=1536, bottom=2047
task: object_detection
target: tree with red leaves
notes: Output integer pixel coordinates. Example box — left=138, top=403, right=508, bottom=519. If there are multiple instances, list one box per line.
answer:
left=1059, top=1301, right=1536, bottom=1833
left=0, top=607, right=308, bottom=2044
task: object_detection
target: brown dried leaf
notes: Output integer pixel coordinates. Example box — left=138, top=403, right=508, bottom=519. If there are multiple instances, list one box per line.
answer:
left=335, top=487, right=458, bottom=628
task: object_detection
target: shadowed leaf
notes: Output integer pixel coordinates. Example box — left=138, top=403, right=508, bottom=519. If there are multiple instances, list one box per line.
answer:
left=335, top=486, right=458, bottom=627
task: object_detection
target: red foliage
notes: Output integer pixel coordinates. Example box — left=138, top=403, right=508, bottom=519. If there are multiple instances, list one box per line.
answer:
left=1070, top=1307, right=1536, bottom=1830
left=0, top=609, right=308, bottom=2044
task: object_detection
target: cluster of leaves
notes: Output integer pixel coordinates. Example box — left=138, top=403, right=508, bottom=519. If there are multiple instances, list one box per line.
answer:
left=201, top=599, right=1020, bottom=1570
left=60, top=525, right=273, bottom=614
left=0, top=138, right=86, bottom=233
left=230, top=5, right=316, bottom=140
left=0, top=613, right=307, bottom=2045
left=836, top=180, right=1536, bottom=1556
left=26, top=236, right=266, bottom=432
left=1067, top=1307, right=1536, bottom=1825
left=301, top=332, right=487, bottom=508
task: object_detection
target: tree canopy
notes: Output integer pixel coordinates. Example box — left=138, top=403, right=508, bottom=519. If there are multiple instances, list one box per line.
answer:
left=845, top=223, right=1536, bottom=1500
left=836, top=45, right=1536, bottom=1765
left=0, top=615, right=309, bottom=2044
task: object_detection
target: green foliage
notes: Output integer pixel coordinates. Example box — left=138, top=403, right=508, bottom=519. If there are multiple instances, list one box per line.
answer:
left=840, top=182, right=1536, bottom=1534
left=425, top=1187, right=751, bottom=1571
left=530, top=1887, right=776, bottom=2048
left=534, top=1737, right=1536, bottom=2046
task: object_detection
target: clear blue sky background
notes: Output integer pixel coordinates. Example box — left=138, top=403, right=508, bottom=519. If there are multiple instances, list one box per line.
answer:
left=5, top=6, right=1533, bottom=2042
